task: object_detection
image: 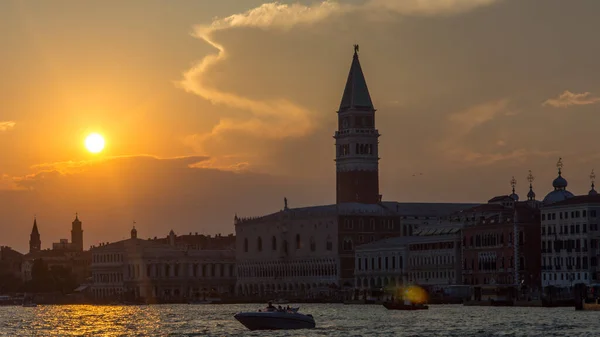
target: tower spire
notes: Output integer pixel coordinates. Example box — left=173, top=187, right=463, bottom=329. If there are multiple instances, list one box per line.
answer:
left=339, top=44, right=374, bottom=112
left=557, top=157, right=563, bottom=176
left=509, top=176, right=519, bottom=201
left=29, top=216, right=41, bottom=253
left=71, top=213, right=83, bottom=251
left=527, top=170, right=536, bottom=201
left=590, top=169, right=598, bottom=196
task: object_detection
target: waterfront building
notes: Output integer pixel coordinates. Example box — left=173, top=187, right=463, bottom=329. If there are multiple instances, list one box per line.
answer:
left=541, top=167, right=600, bottom=289
left=0, top=246, right=24, bottom=283
left=354, top=223, right=462, bottom=290
left=22, top=215, right=91, bottom=283
left=234, top=46, right=477, bottom=297
left=90, top=227, right=235, bottom=302
left=460, top=173, right=542, bottom=298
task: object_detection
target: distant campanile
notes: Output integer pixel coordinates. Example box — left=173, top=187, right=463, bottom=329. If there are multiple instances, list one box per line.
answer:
left=334, top=45, right=380, bottom=204
left=71, top=213, right=83, bottom=251
left=29, top=217, right=41, bottom=253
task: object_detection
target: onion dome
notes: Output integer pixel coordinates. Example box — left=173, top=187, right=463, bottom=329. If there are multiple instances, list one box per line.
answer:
left=543, top=158, right=574, bottom=205
left=552, top=175, right=568, bottom=189
left=509, top=176, right=519, bottom=201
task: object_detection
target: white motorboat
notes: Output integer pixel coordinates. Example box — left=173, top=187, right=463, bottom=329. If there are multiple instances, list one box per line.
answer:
left=234, top=308, right=315, bottom=330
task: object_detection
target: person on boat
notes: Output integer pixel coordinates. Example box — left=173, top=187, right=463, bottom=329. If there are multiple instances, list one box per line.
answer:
left=266, top=302, right=276, bottom=311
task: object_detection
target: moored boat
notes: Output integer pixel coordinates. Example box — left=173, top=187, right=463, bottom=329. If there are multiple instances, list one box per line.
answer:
left=383, top=301, right=428, bottom=310
left=234, top=306, right=315, bottom=330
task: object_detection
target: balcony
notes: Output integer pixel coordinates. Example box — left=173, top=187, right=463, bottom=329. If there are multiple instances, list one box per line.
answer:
left=334, top=128, right=379, bottom=137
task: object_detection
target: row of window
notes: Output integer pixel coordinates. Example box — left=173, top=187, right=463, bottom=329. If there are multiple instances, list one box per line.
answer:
left=243, top=235, right=333, bottom=253
left=463, top=257, right=519, bottom=270
left=464, top=275, right=512, bottom=285
left=356, top=255, right=403, bottom=271
left=122, top=263, right=234, bottom=279
left=542, top=256, right=593, bottom=270
left=337, top=143, right=375, bottom=156
left=542, top=238, right=588, bottom=252
left=237, top=263, right=337, bottom=278
left=543, top=272, right=588, bottom=282
left=463, top=232, right=522, bottom=248
left=342, top=218, right=395, bottom=230
left=93, top=253, right=123, bottom=264
left=411, top=255, right=455, bottom=267
left=542, top=209, right=597, bottom=221
left=542, top=223, right=594, bottom=236
left=410, top=270, right=455, bottom=281
left=410, top=242, right=455, bottom=251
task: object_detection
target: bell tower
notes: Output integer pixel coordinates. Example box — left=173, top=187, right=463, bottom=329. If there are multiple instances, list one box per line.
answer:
left=29, top=217, right=41, bottom=253
left=334, top=45, right=380, bottom=204
left=71, top=213, right=83, bottom=251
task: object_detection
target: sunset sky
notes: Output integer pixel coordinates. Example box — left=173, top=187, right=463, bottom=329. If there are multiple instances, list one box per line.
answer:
left=2, top=0, right=600, bottom=252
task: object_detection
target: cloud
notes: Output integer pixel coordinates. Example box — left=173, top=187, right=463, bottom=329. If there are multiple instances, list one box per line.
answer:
left=0, top=154, right=332, bottom=252
left=0, top=121, right=15, bottom=131
left=542, top=90, right=600, bottom=108
left=178, top=0, right=501, bottom=158
left=440, top=100, right=555, bottom=165
left=447, top=99, right=510, bottom=135
left=366, top=0, right=499, bottom=16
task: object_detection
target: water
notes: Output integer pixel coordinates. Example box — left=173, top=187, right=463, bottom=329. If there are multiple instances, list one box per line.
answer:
left=1, top=304, right=599, bottom=336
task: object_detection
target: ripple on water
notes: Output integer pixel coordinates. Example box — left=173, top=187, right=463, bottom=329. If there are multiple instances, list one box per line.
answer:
left=0, top=304, right=597, bottom=336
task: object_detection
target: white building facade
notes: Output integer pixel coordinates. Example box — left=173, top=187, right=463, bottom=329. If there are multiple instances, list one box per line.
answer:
left=235, top=204, right=340, bottom=297
left=354, top=225, right=462, bottom=289
left=91, top=228, right=236, bottom=302
left=541, top=195, right=600, bottom=288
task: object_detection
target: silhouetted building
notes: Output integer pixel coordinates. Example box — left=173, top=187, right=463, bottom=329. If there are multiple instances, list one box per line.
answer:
left=22, top=214, right=91, bottom=284
left=234, top=46, right=477, bottom=296
left=460, top=174, right=542, bottom=301
left=29, top=218, right=41, bottom=253
left=335, top=44, right=380, bottom=204
left=152, top=231, right=235, bottom=250
left=71, top=213, right=84, bottom=252
left=0, top=246, right=24, bottom=282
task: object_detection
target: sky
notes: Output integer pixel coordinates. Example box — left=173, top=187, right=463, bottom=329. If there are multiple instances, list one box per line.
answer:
left=2, top=0, right=600, bottom=252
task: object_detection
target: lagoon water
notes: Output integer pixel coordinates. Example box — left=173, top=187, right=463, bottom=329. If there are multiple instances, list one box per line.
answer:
left=0, top=304, right=598, bottom=336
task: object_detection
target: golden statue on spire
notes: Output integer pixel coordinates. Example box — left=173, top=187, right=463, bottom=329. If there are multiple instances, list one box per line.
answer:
left=354, top=44, right=359, bottom=54
left=527, top=170, right=534, bottom=184
left=591, top=169, right=596, bottom=184
left=510, top=176, right=517, bottom=190
left=557, top=157, right=563, bottom=174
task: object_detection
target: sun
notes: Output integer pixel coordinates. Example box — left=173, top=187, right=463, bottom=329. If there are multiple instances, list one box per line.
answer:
left=85, top=133, right=105, bottom=153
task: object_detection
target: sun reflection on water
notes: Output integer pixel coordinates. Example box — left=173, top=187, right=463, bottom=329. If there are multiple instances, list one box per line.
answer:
left=22, top=305, right=162, bottom=336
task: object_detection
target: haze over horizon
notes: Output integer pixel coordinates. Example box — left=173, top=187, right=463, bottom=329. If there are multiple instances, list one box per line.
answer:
left=2, top=0, right=600, bottom=252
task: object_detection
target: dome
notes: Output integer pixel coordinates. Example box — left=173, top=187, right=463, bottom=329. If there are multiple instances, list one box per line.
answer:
left=527, top=189, right=536, bottom=200
left=543, top=189, right=575, bottom=205
left=552, top=175, right=568, bottom=189
left=509, top=193, right=519, bottom=201
left=590, top=183, right=598, bottom=196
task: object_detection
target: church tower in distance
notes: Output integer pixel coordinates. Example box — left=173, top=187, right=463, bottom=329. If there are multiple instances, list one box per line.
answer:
left=334, top=45, right=380, bottom=204
left=71, top=213, right=83, bottom=251
left=29, top=217, right=41, bottom=253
